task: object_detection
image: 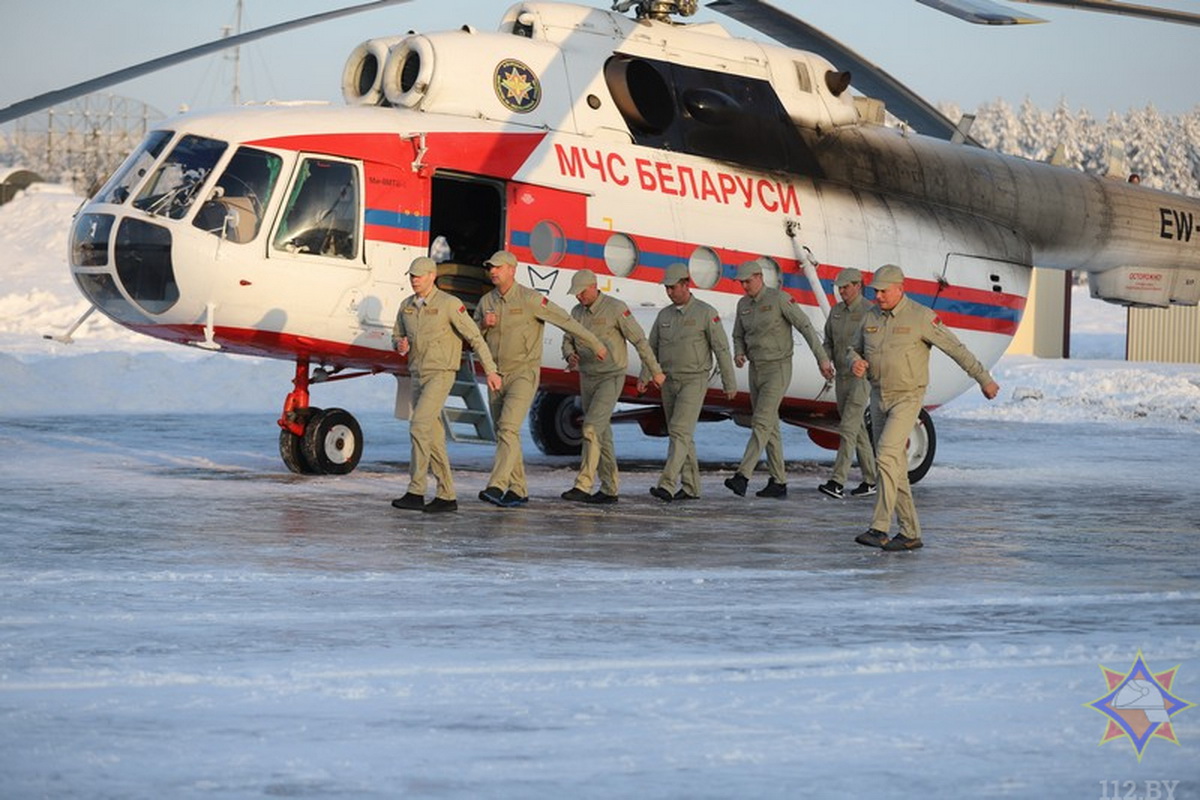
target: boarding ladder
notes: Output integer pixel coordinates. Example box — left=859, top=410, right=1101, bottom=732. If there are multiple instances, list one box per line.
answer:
left=441, top=352, right=496, bottom=444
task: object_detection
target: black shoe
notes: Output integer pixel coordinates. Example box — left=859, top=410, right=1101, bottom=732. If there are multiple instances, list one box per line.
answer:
left=817, top=480, right=844, bottom=499
left=649, top=486, right=674, bottom=502
left=855, top=528, right=889, bottom=548
left=422, top=497, right=458, bottom=513
left=501, top=490, right=529, bottom=507
left=849, top=482, right=877, bottom=497
left=755, top=478, right=787, bottom=498
left=561, top=487, right=592, bottom=502
left=673, top=490, right=699, bottom=501
left=479, top=486, right=506, bottom=506
left=883, top=534, right=923, bottom=551
left=391, top=492, right=425, bottom=511
left=587, top=492, right=618, bottom=504
left=724, top=473, right=748, bottom=496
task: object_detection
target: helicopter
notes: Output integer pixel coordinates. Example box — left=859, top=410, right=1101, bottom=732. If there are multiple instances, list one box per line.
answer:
left=16, top=0, right=1200, bottom=479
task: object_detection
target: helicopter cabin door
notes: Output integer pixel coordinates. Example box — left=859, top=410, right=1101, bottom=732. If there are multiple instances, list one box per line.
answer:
left=427, top=173, right=505, bottom=313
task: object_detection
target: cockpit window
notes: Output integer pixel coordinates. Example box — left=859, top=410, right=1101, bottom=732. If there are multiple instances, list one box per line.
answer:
left=272, top=158, right=360, bottom=260
left=192, top=147, right=283, bottom=243
left=96, top=129, right=174, bottom=205
left=132, top=134, right=228, bottom=220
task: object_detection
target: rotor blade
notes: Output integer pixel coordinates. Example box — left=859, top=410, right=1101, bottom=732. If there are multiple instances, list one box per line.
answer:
left=1011, top=0, right=1200, bottom=27
left=0, top=0, right=411, bottom=125
left=916, top=0, right=1047, bottom=24
left=706, top=0, right=965, bottom=140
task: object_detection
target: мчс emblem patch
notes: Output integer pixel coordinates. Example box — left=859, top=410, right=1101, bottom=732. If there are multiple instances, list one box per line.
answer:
left=494, top=59, right=541, bottom=113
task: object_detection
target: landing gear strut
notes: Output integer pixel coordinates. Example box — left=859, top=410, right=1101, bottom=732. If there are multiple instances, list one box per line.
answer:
left=278, top=358, right=365, bottom=475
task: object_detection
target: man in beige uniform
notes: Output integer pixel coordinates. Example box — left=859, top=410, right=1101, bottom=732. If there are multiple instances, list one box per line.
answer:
left=561, top=269, right=665, bottom=504
left=726, top=260, right=831, bottom=498
left=817, top=268, right=879, bottom=500
left=642, top=263, right=738, bottom=502
left=850, top=264, right=1000, bottom=551
left=474, top=250, right=608, bottom=508
left=392, top=257, right=502, bottom=513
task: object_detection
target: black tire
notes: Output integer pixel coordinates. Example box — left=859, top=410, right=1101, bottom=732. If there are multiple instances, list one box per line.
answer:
left=279, top=406, right=322, bottom=475
left=865, top=407, right=937, bottom=484
left=529, top=391, right=583, bottom=456
left=301, top=407, right=364, bottom=475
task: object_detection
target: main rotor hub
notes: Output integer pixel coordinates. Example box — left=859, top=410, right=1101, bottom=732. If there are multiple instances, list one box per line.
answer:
left=612, top=0, right=698, bottom=22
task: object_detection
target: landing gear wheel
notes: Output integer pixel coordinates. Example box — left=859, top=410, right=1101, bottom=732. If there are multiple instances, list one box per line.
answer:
left=865, top=407, right=937, bottom=484
left=301, top=407, right=364, bottom=475
left=279, top=407, right=322, bottom=475
left=529, top=391, right=583, bottom=456
left=906, top=409, right=936, bottom=484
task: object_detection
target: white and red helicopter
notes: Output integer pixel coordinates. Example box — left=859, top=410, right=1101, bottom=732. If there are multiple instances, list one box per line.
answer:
left=14, top=0, right=1200, bottom=478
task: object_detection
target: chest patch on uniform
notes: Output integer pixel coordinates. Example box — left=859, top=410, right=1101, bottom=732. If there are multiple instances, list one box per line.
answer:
left=425, top=308, right=439, bottom=315
left=895, top=325, right=910, bottom=333
left=683, top=319, right=696, bottom=327
left=758, top=305, right=770, bottom=313
left=510, top=308, right=524, bottom=316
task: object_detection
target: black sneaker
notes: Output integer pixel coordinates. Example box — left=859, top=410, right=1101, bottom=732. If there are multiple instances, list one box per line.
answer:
left=755, top=478, right=787, bottom=498
left=561, top=487, right=592, bottom=502
left=479, top=486, right=506, bottom=506
left=849, top=482, right=877, bottom=497
left=587, top=492, right=618, bottom=504
left=673, top=489, right=699, bottom=501
left=501, top=490, right=529, bottom=507
left=724, top=473, right=748, bottom=496
left=854, top=528, right=889, bottom=548
left=422, top=497, right=458, bottom=513
left=817, top=480, right=844, bottom=499
left=649, top=486, right=674, bottom=502
left=883, top=534, right=923, bottom=551
left=391, top=492, right=425, bottom=511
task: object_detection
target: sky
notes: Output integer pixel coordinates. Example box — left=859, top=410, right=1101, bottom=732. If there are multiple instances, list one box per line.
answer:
left=1, top=0, right=1198, bottom=129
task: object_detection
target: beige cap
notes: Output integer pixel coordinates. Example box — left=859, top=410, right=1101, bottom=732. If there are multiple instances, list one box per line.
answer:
left=662, top=263, right=690, bottom=286
left=484, top=250, right=518, bottom=269
left=734, top=260, right=762, bottom=281
left=569, top=269, right=597, bottom=295
left=870, top=264, right=905, bottom=289
left=408, top=256, right=437, bottom=277
left=835, top=268, right=862, bottom=288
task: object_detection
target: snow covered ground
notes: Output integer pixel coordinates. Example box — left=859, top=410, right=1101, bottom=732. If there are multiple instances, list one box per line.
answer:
left=1, top=187, right=1199, bottom=798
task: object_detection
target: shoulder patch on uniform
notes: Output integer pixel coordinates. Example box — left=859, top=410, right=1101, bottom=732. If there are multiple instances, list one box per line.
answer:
left=712, top=315, right=720, bottom=323
left=932, top=315, right=943, bottom=327
left=540, top=296, right=549, bottom=306
left=786, top=296, right=796, bottom=304
left=622, top=309, right=631, bottom=317
left=457, top=305, right=466, bottom=314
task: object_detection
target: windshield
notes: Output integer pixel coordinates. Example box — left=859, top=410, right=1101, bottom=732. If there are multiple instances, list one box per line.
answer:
left=132, top=134, right=228, bottom=220
left=95, top=130, right=174, bottom=205
left=192, top=146, right=283, bottom=243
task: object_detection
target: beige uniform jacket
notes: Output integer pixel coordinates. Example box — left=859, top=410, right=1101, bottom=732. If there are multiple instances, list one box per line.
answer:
left=563, top=293, right=663, bottom=378
left=733, top=286, right=825, bottom=364
left=823, top=294, right=869, bottom=367
left=849, top=295, right=994, bottom=397
left=475, top=282, right=604, bottom=375
left=645, top=297, right=737, bottom=392
left=393, top=287, right=497, bottom=376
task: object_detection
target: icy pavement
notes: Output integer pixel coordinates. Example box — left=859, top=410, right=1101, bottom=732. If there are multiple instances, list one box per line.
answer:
left=0, top=412, right=1197, bottom=798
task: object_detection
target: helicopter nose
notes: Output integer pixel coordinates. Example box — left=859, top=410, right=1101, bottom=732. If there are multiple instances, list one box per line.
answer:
left=70, top=210, right=180, bottom=323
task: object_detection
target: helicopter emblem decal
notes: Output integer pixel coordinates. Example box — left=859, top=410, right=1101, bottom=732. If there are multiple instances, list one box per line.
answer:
left=494, top=59, right=541, bottom=113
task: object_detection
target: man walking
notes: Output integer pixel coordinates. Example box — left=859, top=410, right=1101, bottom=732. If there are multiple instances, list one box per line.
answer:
left=561, top=269, right=665, bottom=504
left=392, top=256, right=502, bottom=513
left=726, top=260, right=831, bottom=499
left=643, top=263, right=738, bottom=502
left=849, top=264, right=1000, bottom=551
left=817, top=268, right=878, bottom=500
left=474, top=250, right=608, bottom=508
